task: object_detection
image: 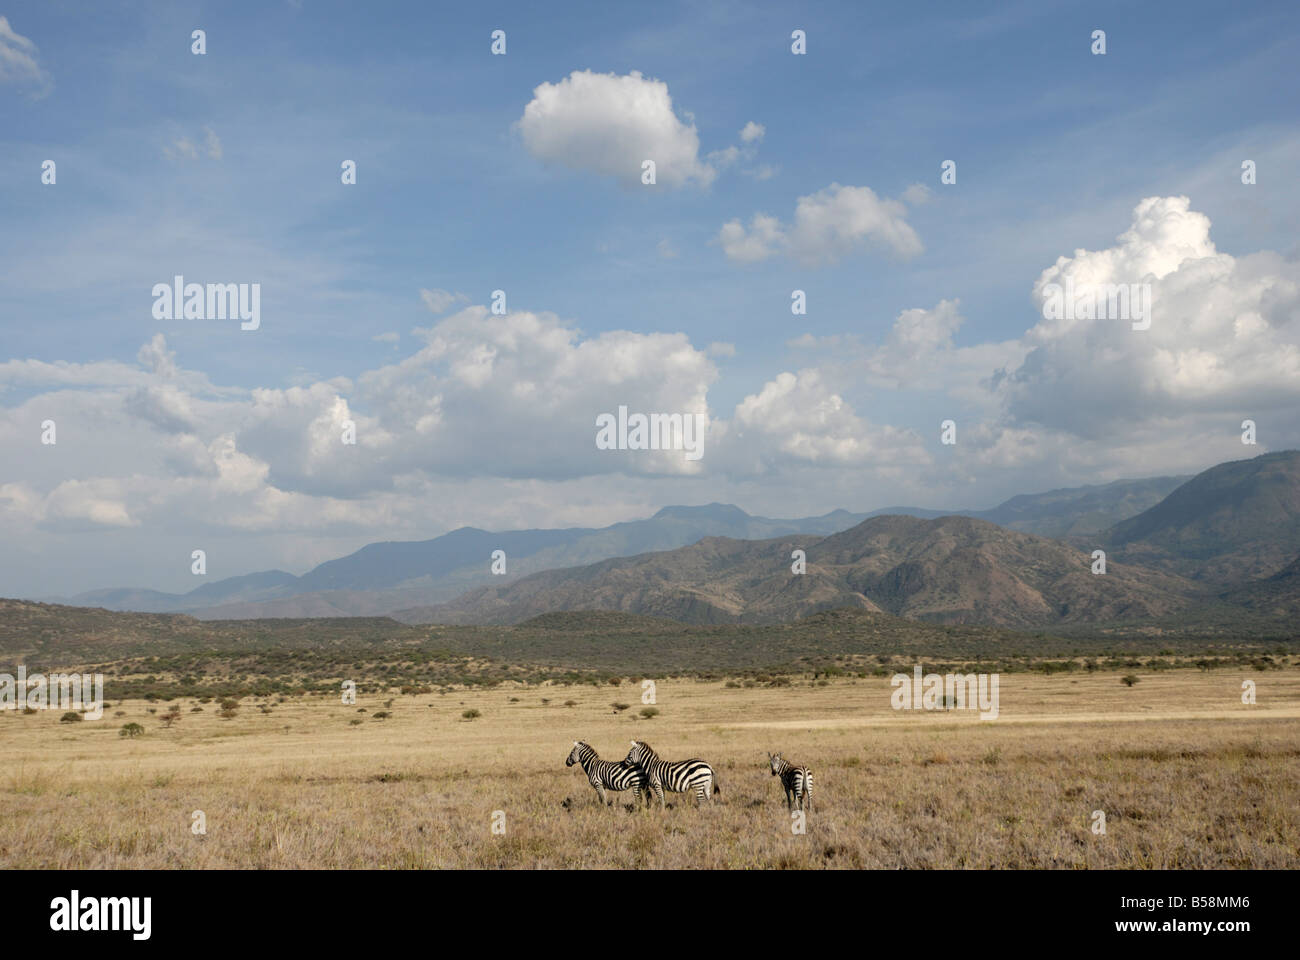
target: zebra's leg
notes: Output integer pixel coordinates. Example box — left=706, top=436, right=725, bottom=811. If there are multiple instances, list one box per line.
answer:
left=596, top=782, right=609, bottom=806
left=654, top=780, right=666, bottom=809
left=785, top=785, right=793, bottom=811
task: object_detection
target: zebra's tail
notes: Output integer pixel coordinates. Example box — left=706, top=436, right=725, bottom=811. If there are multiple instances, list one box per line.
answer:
left=713, top=777, right=721, bottom=796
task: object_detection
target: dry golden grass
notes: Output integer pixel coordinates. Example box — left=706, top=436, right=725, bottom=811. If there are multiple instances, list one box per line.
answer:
left=1, top=669, right=1297, bottom=868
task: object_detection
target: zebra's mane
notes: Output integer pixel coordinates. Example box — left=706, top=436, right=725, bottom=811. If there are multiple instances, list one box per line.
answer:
left=633, top=741, right=659, bottom=758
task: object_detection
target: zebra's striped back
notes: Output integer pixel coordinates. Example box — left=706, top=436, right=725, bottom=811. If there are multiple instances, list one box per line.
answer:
left=626, top=740, right=718, bottom=807
left=768, top=753, right=813, bottom=810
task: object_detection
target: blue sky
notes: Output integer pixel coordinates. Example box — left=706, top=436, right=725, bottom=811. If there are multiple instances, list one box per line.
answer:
left=2, top=0, right=1299, bottom=594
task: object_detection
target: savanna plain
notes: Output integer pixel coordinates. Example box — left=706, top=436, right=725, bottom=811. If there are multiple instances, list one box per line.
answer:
left=3, top=668, right=1297, bottom=869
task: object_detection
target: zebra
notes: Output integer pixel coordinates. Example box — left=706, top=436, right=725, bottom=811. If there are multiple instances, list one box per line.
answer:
left=768, top=752, right=813, bottom=811
left=624, top=740, right=719, bottom=808
left=566, top=741, right=652, bottom=807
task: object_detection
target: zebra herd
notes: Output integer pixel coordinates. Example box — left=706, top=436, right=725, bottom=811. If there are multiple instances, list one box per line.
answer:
left=565, top=740, right=813, bottom=811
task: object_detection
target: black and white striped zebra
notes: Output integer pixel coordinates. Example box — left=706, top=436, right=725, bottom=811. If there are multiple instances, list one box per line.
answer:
left=768, top=752, right=812, bottom=811
left=624, top=740, right=719, bottom=808
left=566, top=740, right=651, bottom=807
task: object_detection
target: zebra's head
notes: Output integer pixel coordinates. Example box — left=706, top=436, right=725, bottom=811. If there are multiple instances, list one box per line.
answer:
left=626, top=739, right=652, bottom=766
left=768, top=752, right=782, bottom=775
left=566, top=740, right=587, bottom=767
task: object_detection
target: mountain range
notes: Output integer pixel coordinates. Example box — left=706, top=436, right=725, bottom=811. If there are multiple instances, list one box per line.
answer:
left=43, top=451, right=1299, bottom=630
left=58, top=472, right=1187, bottom=619
left=397, top=514, right=1198, bottom=627
left=391, top=450, right=1300, bottom=628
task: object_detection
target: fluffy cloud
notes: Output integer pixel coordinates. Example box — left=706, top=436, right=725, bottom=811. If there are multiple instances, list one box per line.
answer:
left=42, top=479, right=136, bottom=529
left=721, top=369, right=930, bottom=473
left=718, top=183, right=923, bottom=265
left=781, top=196, right=1300, bottom=485
left=717, top=213, right=784, bottom=263
left=884, top=299, right=965, bottom=358
left=1005, top=196, right=1300, bottom=444
left=2, top=308, right=727, bottom=539
left=518, top=70, right=716, bottom=188
left=356, top=305, right=718, bottom=479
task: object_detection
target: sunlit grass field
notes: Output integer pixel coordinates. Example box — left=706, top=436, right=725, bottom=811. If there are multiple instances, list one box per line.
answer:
left=2, top=669, right=1297, bottom=868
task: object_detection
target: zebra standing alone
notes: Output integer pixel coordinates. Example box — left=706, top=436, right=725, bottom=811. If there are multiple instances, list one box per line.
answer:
left=624, top=740, right=719, bottom=808
left=566, top=741, right=651, bottom=807
left=768, top=752, right=813, bottom=811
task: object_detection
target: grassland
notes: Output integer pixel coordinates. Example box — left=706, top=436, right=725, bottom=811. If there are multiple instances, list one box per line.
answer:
left=5, top=601, right=1295, bottom=702
left=2, top=667, right=1297, bottom=869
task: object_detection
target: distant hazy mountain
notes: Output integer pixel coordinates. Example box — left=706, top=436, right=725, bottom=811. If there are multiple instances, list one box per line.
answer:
left=975, top=475, right=1187, bottom=537
left=60, top=473, right=1189, bottom=619
left=65, top=503, right=867, bottom=617
left=69, top=570, right=301, bottom=614
left=1105, top=450, right=1300, bottom=583
left=398, top=515, right=1196, bottom=628
left=292, top=526, right=593, bottom=592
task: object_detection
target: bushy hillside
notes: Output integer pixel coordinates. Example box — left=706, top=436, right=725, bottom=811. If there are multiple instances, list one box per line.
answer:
left=1106, top=450, right=1300, bottom=582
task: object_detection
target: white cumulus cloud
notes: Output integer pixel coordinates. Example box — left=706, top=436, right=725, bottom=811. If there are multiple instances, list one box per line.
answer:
left=1007, top=195, right=1300, bottom=443
left=518, top=70, right=716, bottom=188
left=718, top=183, right=923, bottom=266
